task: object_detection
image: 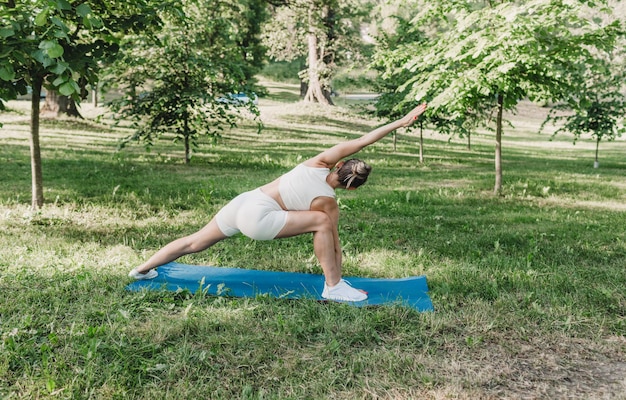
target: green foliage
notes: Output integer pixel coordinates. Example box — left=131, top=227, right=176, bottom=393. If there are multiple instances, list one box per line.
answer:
left=376, top=0, right=621, bottom=115
left=540, top=35, right=626, bottom=164
left=261, top=0, right=374, bottom=89
left=105, top=0, right=268, bottom=163
left=107, top=0, right=265, bottom=162
left=372, top=0, right=624, bottom=192
left=370, top=10, right=427, bottom=120
left=261, top=3, right=307, bottom=63
left=331, top=67, right=377, bottom=93
left=260, top=60, right=304, bottom=84
left=0, top=0, right=175, bottom=208
left=263, top=0, right=370, bottom=64
left=545, top=91, right=626, bottom=143
left=370, top=8, right=475, bottom=148
left=0, top=0, right=170, bottom=104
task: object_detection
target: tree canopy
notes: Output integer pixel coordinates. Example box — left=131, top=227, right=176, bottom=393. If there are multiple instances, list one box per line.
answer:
left=105, top=0, right=268, bottom=164
left=0, top=0, right=169, bottom=104
left=373, top=0, right=624, bottom=194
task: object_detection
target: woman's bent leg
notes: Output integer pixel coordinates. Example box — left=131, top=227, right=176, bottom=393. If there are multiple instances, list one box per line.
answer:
left=275, top=210, right=340, bottom=285
left=276, top=211, right=367, bottom=301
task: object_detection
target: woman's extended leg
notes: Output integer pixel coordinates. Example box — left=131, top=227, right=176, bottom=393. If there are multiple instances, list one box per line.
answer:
left=130, top=218, right=228, bottom=277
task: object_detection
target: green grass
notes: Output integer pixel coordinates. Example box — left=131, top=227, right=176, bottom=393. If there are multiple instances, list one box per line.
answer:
left=1, top=88, right=625, bottom=399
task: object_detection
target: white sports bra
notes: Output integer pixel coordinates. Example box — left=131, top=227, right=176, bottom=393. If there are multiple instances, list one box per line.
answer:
left=278, top=164, right=336, bottom=210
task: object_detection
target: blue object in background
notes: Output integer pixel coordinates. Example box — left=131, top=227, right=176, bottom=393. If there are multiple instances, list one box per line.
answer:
left=126, top=262, right=434, bottom=312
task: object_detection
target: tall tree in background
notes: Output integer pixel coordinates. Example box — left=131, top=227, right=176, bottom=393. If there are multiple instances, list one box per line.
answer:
left=541, top=1, right=626, bottom=168
left=541, top=56, right=626, bottom=168
left=373, top=0, right=623, bottom=194
left=262, top=0, right=370, bottom=104
left=370, top=6, right=448, bottom=161
left=105, top=0, right=268, bottom=163
left=0, top=0, right=169, bottom=209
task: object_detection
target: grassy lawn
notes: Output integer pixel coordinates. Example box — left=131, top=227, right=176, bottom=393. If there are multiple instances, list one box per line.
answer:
left=1, top=82, right=625, bottom=399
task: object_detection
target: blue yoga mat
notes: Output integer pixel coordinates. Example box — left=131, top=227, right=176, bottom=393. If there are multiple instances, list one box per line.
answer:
left=126, top=262, right=434, bottom=311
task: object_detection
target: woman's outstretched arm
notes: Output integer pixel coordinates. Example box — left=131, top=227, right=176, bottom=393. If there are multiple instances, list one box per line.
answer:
left=307, top=103, right=427, bottom=168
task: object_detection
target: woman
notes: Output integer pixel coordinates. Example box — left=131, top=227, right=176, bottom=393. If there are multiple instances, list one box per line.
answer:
left=129, top=103, right=427, bottom=302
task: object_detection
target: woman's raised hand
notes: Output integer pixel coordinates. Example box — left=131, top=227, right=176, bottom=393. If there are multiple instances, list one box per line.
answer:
left=399, top=103, right=427, bottom=127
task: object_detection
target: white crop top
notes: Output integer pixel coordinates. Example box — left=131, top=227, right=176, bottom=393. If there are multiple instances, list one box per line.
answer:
left=278, top=164, right=336, bottom=210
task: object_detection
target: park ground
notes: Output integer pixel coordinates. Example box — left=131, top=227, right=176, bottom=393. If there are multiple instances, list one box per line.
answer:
left=0, top=81, right=625, bottom=399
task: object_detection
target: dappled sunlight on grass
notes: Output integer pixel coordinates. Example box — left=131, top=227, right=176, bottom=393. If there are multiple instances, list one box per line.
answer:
left=541, top=198, right=626, bottom=211
left=345, top=248, right=431, bottom=278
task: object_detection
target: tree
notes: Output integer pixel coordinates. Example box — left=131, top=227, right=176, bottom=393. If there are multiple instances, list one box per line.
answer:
left=0, top=0, right=169, bottom=209
left=105, top=0, right=268, bottom=163
left=262, top=0, right=370, bottom=104
left=372, top=0, right=623, bottom=194
left=541, top=72, right=626, bottom=168
left=541, top=1, right=626, bottom=168
left=371, top=8, right=482, bottom=161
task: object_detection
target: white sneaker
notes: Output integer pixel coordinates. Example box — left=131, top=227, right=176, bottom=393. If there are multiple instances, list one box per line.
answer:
left=128, top=268, right=158, bottom=280
left=321, top=279, right=368, bottom=302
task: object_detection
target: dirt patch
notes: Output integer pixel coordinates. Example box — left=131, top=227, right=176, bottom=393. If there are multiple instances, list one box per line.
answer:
left=491, top=338, right=625, bottom=399
left=496, top=353, right=626, bottom=399
left=414, top=335, right=626, bottom=399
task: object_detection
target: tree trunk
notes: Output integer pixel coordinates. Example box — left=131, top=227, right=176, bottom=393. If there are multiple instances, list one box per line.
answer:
left=320, top=3, right=336, bottom=104
left=40, top=90, right=83, bottom=118
left=594, top=137, right=600, bottom=168
left=494, top=94, right=504, bottom=195
left=184, top=117, right=191, bottom=164
left=303, top=32, right=332, bottom=105
left=419, top=122, right=424, bottom=163
left=299, top=59, right=308, bottom=98
left=184, top=135, right=191, bottom=164
left=92, top=85, right=98, bottom=107
left=300, top=80, right=308, bottom=98
left=301, top=3, right=333, bottom=105
left=30, top=78, right=44, bottom=209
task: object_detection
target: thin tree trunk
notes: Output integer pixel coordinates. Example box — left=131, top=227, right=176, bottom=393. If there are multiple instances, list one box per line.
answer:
left=183, top=114, right=191, bottom=164
left=184, top=135, right=191, bottom=164
left=299, top=59, right=308, bottom=98
left=594, top=137, right=600, bottom=168
left=300, top=80, right=308, bottom=98
left=92, top=85, right=98, bottom=107
left=494, top=94, right=504, bottom=195
left=321, top=3, right=335, bottom=103
left=30, top=78, right=44, bottom=209
left=419, top=121, right=424, bottom=163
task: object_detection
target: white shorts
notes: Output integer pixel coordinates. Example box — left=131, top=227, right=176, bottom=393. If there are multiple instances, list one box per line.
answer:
left=215, top=188, right=288, bottom=240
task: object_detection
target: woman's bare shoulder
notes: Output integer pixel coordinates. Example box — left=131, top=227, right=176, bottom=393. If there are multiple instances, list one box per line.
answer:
left=303, top=155, right=333, bottom=169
